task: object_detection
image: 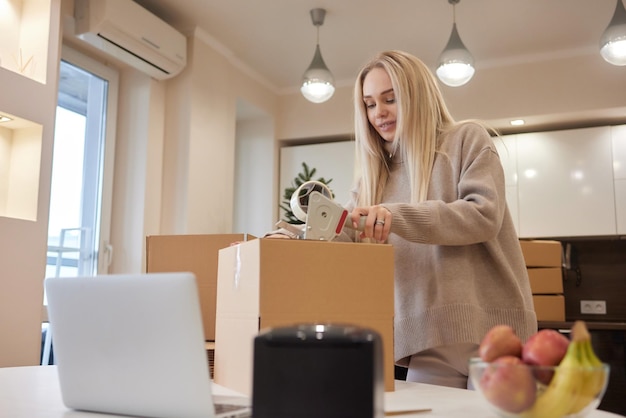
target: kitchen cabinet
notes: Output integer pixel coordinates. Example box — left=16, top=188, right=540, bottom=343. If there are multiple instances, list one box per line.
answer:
left=515, top=126, right=616, bottom=238
left=612, top=125, right=626, bottom=235
left=616, top=181, right=626, bottom=235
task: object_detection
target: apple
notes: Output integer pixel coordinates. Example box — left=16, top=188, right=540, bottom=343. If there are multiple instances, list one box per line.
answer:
left=479, top=325, right=523, bottom=362
left=479, top=355, right=536, bottom=413
left=522, top=329, right=569, bottom=367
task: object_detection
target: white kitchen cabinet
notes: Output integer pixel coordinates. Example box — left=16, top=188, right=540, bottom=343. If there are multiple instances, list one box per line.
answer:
left=616, top=180, right=626, bottom=235
left=494, top=134, right=519, bottom=235
left=516, top=126, right=616, bottom=238
left=612, top=125, right=626, bottom=235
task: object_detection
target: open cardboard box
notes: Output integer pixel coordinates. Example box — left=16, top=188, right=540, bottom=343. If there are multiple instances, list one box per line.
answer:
left=213, top=238, right=395, bottom=396
left=145, top=233, right=255, bottom=340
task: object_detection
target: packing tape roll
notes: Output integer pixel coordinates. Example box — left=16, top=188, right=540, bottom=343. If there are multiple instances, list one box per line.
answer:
left=290, top=181, right=333, bottom=222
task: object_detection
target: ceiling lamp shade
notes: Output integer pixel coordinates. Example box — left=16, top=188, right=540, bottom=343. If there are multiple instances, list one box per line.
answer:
left=600, top=0, right=626, bottom=66
left=301, top=8, right=335, bottom=103
left=436, top=0, right=475, bottom=87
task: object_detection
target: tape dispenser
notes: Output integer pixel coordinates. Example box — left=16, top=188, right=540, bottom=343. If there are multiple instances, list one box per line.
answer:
left=275, top=181, right=364, bottom=241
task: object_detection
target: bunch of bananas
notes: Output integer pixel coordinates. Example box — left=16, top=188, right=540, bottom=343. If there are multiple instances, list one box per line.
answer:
left=522, top=321, right=609, bottom=418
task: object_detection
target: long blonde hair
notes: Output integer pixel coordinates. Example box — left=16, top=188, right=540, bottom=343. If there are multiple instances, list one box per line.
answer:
left=353, top=50, right=457, bottom=206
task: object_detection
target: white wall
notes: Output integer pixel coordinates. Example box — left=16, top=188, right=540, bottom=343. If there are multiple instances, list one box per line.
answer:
left=109, top=68, right=164, bottom=274
left=277, top=86, right=354, bottom=141
left=234, top=114, right=275, bottom=237
left=157, top=33, right=279, bottom=238
left=0, top=127, right=9, bottom=213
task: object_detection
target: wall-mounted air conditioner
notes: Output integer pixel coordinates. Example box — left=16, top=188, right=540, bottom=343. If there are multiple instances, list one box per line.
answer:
left=74, top=0, right=187, bottom=80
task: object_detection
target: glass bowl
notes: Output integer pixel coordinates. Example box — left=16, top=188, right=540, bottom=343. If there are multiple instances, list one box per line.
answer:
left=468, top=358, right=610, bottom=418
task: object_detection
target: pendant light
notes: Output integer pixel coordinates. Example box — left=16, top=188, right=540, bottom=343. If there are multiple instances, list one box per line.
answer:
left=301, top=8, right=335, bottom=103
left=436, top=0, right=475, bottom=87
left=600, top=0, right=626, bottom=66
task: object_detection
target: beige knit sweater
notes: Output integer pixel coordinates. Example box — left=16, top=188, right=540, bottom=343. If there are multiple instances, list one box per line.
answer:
left=338, top=122, right=538, bottom=364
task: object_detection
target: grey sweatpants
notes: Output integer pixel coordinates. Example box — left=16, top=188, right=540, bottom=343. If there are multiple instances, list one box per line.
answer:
left=406, top=342, right=479, bottom=389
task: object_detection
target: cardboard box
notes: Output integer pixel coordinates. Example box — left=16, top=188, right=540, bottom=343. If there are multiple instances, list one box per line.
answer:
left=519, top=240, right=562, bottom=267
left=527, top=267, right=564, bottom=294
left=146, top=234, right=255, bottom=340
left=214, top=238, right=395, bottom=396
left=532, top=295, right=566, bottom=321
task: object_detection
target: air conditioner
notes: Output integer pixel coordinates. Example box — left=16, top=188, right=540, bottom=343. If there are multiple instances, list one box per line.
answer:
left=74, top=0, right=187, bottom=80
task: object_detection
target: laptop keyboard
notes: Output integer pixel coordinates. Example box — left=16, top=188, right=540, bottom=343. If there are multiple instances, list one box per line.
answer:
left=215, top=402, right=251, bottom=417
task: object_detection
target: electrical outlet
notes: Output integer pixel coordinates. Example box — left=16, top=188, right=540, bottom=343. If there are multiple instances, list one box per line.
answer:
left=581, top=300, right=607, bottom=315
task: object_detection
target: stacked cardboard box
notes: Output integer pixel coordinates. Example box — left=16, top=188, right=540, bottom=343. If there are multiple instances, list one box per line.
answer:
left=519, top=240, right=565, bottom=321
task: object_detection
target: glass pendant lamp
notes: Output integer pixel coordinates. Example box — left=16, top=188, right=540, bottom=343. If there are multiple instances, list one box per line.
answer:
left=301, top=8, right=335, bottom=103
left=600, top=0, right=626, bottom=66
left=436, top=0, right=475, bottom=87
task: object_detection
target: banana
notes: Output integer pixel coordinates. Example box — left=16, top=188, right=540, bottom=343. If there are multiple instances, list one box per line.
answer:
left=521, top=337, right=585, bottom=418
left=567, top=322, right=608, bottom=415
left=521, top=320, right=606, bottom=418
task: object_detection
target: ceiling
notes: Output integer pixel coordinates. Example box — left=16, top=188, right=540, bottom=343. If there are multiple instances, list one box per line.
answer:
left=133, top=0, right=618, bottom=94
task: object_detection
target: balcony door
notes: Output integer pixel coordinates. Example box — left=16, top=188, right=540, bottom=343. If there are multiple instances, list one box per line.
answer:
left=46, top=46, right=119, bottom=280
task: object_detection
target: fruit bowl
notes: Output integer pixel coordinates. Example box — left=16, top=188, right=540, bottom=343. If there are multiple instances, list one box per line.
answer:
left=469, top=358, right=610, bottom=418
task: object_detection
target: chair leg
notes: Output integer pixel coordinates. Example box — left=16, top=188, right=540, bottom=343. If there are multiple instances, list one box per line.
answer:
left=41, top=323, right=53, bottom=365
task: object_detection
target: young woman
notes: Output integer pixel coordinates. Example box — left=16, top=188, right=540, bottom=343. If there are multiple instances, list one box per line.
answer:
left=340, top=50, right=537, bottom=388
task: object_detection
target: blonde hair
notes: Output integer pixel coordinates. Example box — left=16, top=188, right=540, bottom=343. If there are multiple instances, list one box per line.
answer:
left=353, top=50, right=457, bottom=205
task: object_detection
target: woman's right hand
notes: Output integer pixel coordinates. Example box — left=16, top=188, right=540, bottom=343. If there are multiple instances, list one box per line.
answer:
left=350, top=205, right=392, bottom=243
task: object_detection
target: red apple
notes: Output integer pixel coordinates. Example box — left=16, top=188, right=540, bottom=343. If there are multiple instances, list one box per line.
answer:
left=522, top=329, right=569, bottom=367
left=479, top=355, right=536, bottom=413
left=479, top=325, right=523, bottom=362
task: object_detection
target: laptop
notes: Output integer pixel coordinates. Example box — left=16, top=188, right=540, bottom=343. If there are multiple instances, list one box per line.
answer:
left=45, top=272, right=251, bottom=418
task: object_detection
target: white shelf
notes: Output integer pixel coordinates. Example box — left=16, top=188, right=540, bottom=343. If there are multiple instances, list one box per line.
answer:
left=0, top=0, right=51, bottom=84
left=0, top=111, right=43, bottom=221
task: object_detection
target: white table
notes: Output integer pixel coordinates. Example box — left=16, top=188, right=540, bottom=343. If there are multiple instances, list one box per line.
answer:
left=0, top=366, right=623, bottom=417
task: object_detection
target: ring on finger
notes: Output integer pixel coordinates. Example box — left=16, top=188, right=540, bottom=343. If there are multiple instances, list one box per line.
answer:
left=375, top=219, right=385, bottom=226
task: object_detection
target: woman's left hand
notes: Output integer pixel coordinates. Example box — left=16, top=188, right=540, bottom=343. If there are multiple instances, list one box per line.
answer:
left=350, top=205, right=391, bottom=243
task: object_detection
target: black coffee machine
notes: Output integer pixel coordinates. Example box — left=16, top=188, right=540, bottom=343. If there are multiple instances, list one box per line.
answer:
left=252, top=323, right=384, bottom=418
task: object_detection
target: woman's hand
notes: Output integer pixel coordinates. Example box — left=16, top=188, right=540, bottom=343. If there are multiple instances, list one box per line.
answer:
left=350, top=205, right=391, bottom=243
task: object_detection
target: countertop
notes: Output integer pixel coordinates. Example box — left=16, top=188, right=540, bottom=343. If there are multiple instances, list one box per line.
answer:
left=1, top=366, right=624, bottom=417
left=539, top=321, right=626, bottom=331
